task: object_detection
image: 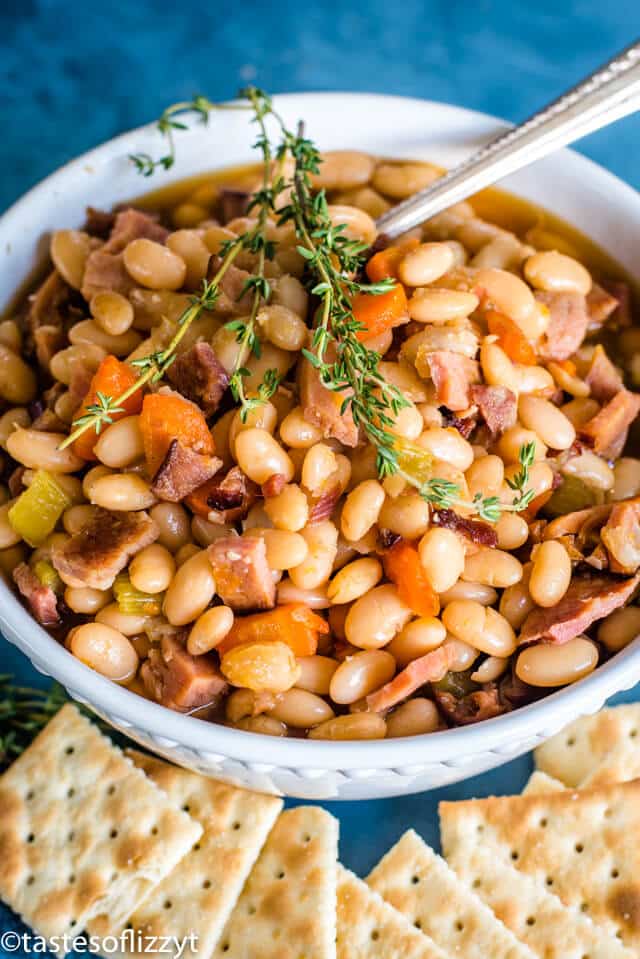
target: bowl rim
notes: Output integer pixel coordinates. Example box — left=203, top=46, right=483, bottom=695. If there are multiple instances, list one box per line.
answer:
left=2, top=90, right=640, bottom=771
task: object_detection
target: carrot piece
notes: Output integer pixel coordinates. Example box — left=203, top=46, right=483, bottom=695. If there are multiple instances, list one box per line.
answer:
left=72, top=355, right=142, bottom=461
left=383, top=540, right=440, bottom=617
left=216, top=603, right=329, bottom=658
left=486, top=310, right=537, bottom=365
left=139, top=392, right=214, bottom=475
left=365, top=237, right=420, bottom=282
left=352, top=283, right=408, bottom=341
left=556, top=358, right=577, bottom=376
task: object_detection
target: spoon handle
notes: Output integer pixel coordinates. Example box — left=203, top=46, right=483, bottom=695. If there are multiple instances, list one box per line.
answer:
left=376, top=39, right=640, bottom=240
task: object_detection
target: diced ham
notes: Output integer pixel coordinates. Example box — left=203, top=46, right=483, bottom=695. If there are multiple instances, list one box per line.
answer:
left=262, top=473, right=287, bottom=499
left=151, top=439, right=222, bottom=502
left=140, top=634, right=228, bottom=713
left=439, top=406, right=477, bottom=439
left=435, top=685, right=507, bottom=725
left=601, top=500, right=640, bottom=574
left=166, top=341, right=230, bottom=417
left=207, top=255, right=254, bottom=315
left=81, top=209, right=169, bottom=302
left=584, top=344, right=624, bottom=402
left=308, top=483, right=342, bottom=525
left=187, top=465, right=258, bottom=525
left=52, top=508, right=159, bottom=590
left=84, top=207, right=116, bottom=239
left=519, top=572, right=640, bottom=645
left=33, top=324, right=66, bottom=371
left=298, top=353, right=359, bottom=447
left=366, top=643, right=457, bottom=712
left=470, top=384, right=517, bottom=435
left=207, top=535, right=276, bottom=611
left=586, top=283, right=620, bottom=330
left=27, top=270, right=69, bottom=332
left=544, top=503, right=613, bottom=540
left=103, top=208, right=168, bottom=254
left=535, top=291, right=589, bottom=361
left=219, top=188, right=251, bottom=223
left=607, top=281, right=632, bottom=327
left=431, top=508, right=498, bottom=548
left=12, top=562, right=59, bottom=626
left=426, top=351, right=479, bottom=411
left=81, top=251, right=134, bottom=300
left=578, top=389, right=640, bottom=455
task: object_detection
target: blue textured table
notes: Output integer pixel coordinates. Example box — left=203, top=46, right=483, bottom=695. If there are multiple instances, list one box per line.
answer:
left=1, top=1, right=640, bottom=953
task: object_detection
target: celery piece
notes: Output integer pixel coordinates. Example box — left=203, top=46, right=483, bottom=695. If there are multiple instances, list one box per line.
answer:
left=113, top=574, right=163, bottom=616
left=394, top=437, right=434, bottom=486
left=33, top=560, right=63, bottom=594
left=8, top=470, right=71, bottom=547
left=544, top=476, right=596, bottom=518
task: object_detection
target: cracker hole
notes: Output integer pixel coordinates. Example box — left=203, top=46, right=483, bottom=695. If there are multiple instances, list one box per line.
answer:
left=510, top=850, right=519, bottom=861
left=111, top=873, right=118, bottom=882
left=68, top=831, right=75, bottom=842
left=414, top=919, right=422, bottom=930
left=70, top=920, right=77, bottom=928
left=371, top=930, right=380, bottom=942
left=26, top=876, right=35, bottom=886
left=472, top=878, right=482, bottom=889
left=221, top=944, right=229, bottom=953
left=580, top=902, right=589, bottom=913
left=276, top=870, right=285, bottom=880
left=566, top=737, right=576, bottom=747
left=476, top=824, right=484, bottom=834
left=539, top=818, right=548, bottom=828
left=302, top=833, right=311, bottom=843
left=411, top=875, right=420, bottom=885
left=67, top=788, right=75, bottom=799
left=151, top=826, right=158, bottom=836
left=182, top=804, right=191, bottom=813
left=247, top=906, right=256, bottom=916
left=109, top=829, right=118, bottom=839
left=26, top=833, right=35, bottom=844
left=232, top=822, right=241, bottom=831
left=575, top=843, right=584, bottom=854
left=65, top=746, right=75, bottom=755
left=526, top=917, right=536, bottom=927
left=616, top=931, right=623, bottom=940
left=194, top=843, right=201, bottom=851
left=455, top=921, right=464, bottom=933
left=107, top=785, right=116, bottom=796
left=69, top=875, right=76, bottom=885
left=202, top=879, right=212, bottom=889
left=26, top=791, right=34, bottom=801
left=164, top=900, right=173, bottom=910
left=604, top=808, right=613, bottom=819
left=546, top=876, right=554, bottom=887
left=630, top=729, right=638, bottom=739
left=611, top=868, right=620, bottom=879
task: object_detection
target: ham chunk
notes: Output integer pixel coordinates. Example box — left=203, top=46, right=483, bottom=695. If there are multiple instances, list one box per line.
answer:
left=366, top=644, right=457, bottom=712
left=187, top=466, right=258, bottom=525
left=431, top=508, right=498, bottom=548
left=81, top=209, right=168, bottom=301
left=426, top=351, right=479, bottom=411
left=102, top=208, right=168, bottom=254
left=167, top=342, right=230, bottom=417
left=435, top=685, right=506, bottom=725
left=52, top=508, right=159, bottom=590
left=584, top=344, right=624, bottom=402
left=81, top=251, right=134, bottom=300
left=298, top=354, right=359, bottom=447
left=141, top=634, right=228, bottom=713
left=536, top=291, right=589, bottom=361
left=219, top=188, right=251, bottom=223
left=601, top=500, right=640, bottom=574
left=578, top=389, right=640, bottom=455
left=207, top=255, right=254, bottom=315
left=13, top=563, right=59, bottom=626
left=151, top=439, right=222, bottom=502
left=519, top=572, right=640, bottom=645
left=586, top=283, right=620, bottom=330
left=208, top=535, right=276, bottom=611
left=471, top=384, right=517, bottom=435
left=27, top=270, right=69, bottom=333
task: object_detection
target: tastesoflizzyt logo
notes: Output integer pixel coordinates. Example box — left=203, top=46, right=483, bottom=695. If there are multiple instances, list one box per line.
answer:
left=0, top=930, right=200, bottom=956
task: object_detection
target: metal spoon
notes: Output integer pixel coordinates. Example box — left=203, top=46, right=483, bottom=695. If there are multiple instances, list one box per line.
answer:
left=376, top=39, right=640, bottom=240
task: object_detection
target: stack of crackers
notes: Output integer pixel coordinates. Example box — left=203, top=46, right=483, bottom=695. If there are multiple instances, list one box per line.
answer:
left=2, top=702, right=640, bottom=958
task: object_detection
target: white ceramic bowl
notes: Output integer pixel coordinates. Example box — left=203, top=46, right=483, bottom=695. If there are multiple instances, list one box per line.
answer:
left=2, top=93, right=640, bottom=800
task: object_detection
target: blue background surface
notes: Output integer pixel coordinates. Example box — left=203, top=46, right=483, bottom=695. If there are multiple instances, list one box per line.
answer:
left=1, top=1, right=640, bottom=953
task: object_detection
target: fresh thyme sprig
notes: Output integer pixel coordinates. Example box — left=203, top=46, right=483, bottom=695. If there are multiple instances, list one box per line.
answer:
left=400, top=440, right=536, bottom=522
left=0, top=677, right=70, bottom=770
left=130, top=95, right=251, bottom=176
left=71, top=391, right=125, bottom=437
